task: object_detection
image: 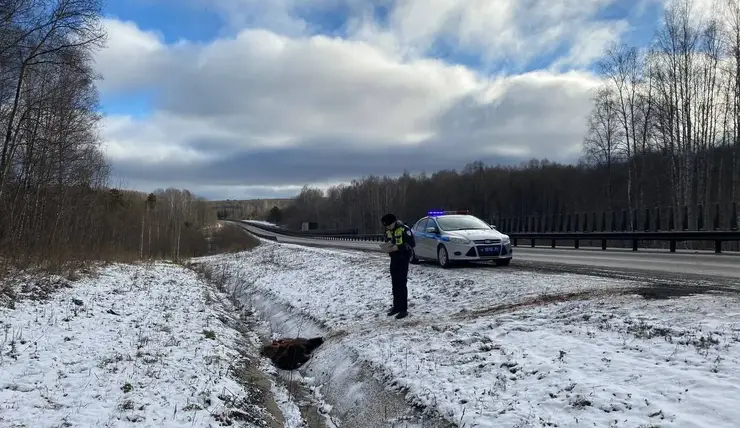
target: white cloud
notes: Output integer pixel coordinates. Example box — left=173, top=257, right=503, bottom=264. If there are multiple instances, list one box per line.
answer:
left=95, top=19, right=166, bottom=92
left=360, top=0, right=628, bottom=69
left=204, top=0, right=629, bottom=69
left=551, top=20, right=631, bottom=69
left=101, top=114, right=227, bottom=165
left=95, top=0, right=629, bottom=198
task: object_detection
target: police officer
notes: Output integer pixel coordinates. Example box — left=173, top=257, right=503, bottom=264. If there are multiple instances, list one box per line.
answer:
left=380, top=213, right=414, bottom=319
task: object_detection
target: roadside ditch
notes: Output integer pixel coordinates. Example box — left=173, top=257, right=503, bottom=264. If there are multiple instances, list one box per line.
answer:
left=191, top=259, right=452, bottom=427
left=244, top=290, right=456, bottom=428
left=188, top=261, right=330, bottom=428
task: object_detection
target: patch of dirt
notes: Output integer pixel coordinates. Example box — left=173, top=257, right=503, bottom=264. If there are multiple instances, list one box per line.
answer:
left=227, top=357, right=285, bottom=428
left=0, top=263, right=100, bottom=308
left=634, top=284, right=711, bottom=299
left=11, top=276, right=74, bottom=303
left=261, top=337, right=325, bottom=371
left=282, top=378, right=332, bottom=428
left=0, top=283, right=16, bottom=308
left=453, top=284, right=727, bottom=322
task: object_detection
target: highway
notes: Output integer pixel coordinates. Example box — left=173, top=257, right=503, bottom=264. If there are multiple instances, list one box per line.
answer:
left=235, top=221, right=740, bottom=282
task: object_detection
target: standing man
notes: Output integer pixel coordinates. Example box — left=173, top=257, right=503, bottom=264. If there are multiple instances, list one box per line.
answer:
left=380, top=213, right=415, bottom=319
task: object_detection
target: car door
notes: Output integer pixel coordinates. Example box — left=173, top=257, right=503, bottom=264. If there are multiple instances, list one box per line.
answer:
left=412, top=218, right=430, bottom=258
left=425, top=218, right=441, bottom=257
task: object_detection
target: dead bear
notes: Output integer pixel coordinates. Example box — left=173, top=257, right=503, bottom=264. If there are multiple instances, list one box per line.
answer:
left=261, top=337, right=324, bottom=370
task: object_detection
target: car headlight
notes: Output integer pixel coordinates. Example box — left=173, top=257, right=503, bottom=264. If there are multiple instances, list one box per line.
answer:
left=449, top=237, right=471, bottom=244
left=501, top=235, right=510, bottom=244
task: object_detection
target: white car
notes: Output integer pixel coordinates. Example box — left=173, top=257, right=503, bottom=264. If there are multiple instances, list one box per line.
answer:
left=409, top=211, right=513, bottom=268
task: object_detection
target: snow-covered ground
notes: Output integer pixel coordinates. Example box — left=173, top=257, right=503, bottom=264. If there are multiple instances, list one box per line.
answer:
left=0, top=262, right=307, bottom=428
left=202, top=240, right=740, bottom=428
left=246, top=220, right=279, bottom=228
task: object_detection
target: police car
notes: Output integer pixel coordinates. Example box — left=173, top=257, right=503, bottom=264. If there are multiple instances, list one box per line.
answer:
left=409, top=210, right=512, bottom=268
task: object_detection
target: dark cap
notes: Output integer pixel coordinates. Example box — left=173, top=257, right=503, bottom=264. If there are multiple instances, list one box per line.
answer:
left=381, top=213, right=397, bottom=226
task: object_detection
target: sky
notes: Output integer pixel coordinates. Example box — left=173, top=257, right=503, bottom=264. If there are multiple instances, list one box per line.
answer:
left=96, top=0, right=673, bottom=200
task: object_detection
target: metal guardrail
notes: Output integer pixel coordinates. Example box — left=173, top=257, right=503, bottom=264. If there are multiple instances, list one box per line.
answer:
left=241, top=221, right=740, bottom=253
left=507, top=231, right=740, bottom=253
left=239, top=221, right=385, bottom=242
left=492, top=202, right=740, bottom=235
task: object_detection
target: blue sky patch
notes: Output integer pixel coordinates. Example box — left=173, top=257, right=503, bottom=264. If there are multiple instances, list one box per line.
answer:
left=373, top=2, right=392, bottom=27
left=100, top=89, right=157, bottom=119
left=293, top=1, right=353, bottom=36
left=427, top=36, right=488, bottom=71
left=104, top=0, right=222, bottom=44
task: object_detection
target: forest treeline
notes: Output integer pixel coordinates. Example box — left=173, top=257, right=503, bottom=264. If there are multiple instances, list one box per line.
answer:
left=277, top=0, right=740, bottom=234
left=0, top=0, right=216, bottom=271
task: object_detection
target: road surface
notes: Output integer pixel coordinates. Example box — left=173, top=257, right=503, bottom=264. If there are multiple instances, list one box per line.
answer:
left=234, top=221, right=740, bottom=282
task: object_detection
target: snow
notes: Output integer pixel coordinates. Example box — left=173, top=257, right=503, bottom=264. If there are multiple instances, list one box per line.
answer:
left=202, top=240, right=740, bottom=427
left=245, top=220, right=279, bottom=228
left=268, top=379, right=305, bottom=428
left=0, top=262, right=296, bottom=427
left=348, top=294, right=740, bottom=427
left=204, top=242, right=645, bottom=332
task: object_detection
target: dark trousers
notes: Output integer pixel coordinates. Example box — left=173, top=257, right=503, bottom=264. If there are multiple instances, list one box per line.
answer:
left=390, top=256, right=409, bottom=311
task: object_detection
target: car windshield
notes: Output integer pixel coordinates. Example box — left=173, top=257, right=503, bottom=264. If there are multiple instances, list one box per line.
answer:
left=436, top=215, right=490, bottom=231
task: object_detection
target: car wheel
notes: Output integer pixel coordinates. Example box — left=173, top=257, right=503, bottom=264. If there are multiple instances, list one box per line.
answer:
left=410, top=248, right=420, bottom=264
left=437, top=245, right=451, bottom=269
left=495, top=258, right=511, bottom=267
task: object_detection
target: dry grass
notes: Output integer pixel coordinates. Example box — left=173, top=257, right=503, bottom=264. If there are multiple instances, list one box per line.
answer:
left=0, top=220, right=257, bottom=309
left=0, top=260, right=106, bottom=309
left=204, top=222, right=261, bottom=255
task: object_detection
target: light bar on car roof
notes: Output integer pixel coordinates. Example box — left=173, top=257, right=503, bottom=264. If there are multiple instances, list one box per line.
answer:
left=427, top=210, right=471, bottom=216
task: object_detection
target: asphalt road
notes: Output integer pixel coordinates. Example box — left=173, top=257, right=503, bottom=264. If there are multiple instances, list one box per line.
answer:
left=235, top=221, right=740, bottom=282
left=509, top=246, right=740, bottom=281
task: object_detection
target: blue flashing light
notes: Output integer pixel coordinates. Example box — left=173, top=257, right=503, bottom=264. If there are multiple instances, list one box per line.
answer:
left=427, top=209, right=471, bottom=216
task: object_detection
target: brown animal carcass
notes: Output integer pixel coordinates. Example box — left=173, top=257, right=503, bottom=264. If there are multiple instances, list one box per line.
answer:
left=261, top=337, right=324, bottom=370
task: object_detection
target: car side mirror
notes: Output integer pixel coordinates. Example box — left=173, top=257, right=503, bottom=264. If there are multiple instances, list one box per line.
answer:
left=490, top=224, right=496, bottom=229
left=425, top=226, right=438, bottom=234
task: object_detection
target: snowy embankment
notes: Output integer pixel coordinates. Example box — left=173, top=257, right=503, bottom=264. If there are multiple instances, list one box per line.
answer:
left=201, top=240, right=740, bottom=428
left=0, top=262, right=305, bottom=428
left=248, top=221, right=279, bottom=228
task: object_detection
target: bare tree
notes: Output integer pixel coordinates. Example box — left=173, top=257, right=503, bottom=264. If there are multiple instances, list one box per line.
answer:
left=583, top=86, right=624, bottom=207
left=0, top=0, right=105, bottom=197
left=719, top=0, right=740, bottom=200
left=599, top=49, right=661, bottom=210
left=0, top=0, right=218, bottom=272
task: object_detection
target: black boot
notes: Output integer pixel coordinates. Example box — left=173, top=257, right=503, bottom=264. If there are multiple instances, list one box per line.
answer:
left=395, top=310, right=408, bottom=319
